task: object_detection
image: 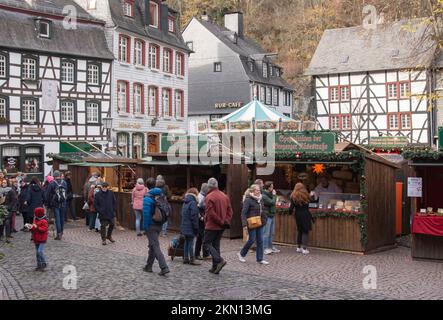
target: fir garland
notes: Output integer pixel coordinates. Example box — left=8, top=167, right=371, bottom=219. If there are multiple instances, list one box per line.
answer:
left=402, top=147, right=443, bottom=161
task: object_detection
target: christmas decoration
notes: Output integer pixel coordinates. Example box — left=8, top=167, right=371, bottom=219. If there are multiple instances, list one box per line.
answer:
left=312, top=164, right=325, bottom=175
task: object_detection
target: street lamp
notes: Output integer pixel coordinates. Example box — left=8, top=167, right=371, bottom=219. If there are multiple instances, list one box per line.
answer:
left=102, top=117, right=113, bottom=142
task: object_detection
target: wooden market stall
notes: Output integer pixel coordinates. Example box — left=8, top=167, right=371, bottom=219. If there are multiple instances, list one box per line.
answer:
left=254, top=133, right=399, bottom=254
left=403, top=148, right=443, bottom=261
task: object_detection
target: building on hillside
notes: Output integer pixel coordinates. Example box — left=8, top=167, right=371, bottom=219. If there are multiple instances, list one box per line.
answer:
left=74, top=0, right=191, bottom=157
left=182, top=12, right=295, bottom=135
left=0, top=0, right=113, bottom=179
left=305, top=19, right=443, bottom=147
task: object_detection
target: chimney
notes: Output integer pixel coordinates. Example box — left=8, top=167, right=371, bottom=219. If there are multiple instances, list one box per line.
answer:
left=224, top=12, right=243, bottom=38
left=201, top=11, right=210, bottom=21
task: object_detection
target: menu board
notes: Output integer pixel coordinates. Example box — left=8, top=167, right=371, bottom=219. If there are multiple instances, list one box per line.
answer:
left=408, top=177, right=423, bottom=198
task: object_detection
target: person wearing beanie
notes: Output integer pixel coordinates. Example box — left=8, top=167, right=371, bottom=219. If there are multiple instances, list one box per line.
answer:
left=26, top=207, right=49, bottom=271
left=155, top=175, right=171, bottom=237
left=203, top=178, right=233, bottom=275
left=132, top=178, right=148, bottom=236
left=94, top=182, right=117, bottom=245
left=45, top=170, right=67, bottom=240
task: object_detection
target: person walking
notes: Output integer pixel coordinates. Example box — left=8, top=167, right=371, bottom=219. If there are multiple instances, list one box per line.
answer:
left=180, top=188, right=201, bottom=265
left=87, top=184, right=99, bottom=231
left=18, top=178, right=30, bottom=230
left=9, top=178, right=19, bottom=233
left=142, top=187, right=170, bottom=276
left=155, top=175, right=171, bottom=237
left=203, top=178, right=233, bottom=275
left=26, top=207, right=49, bottom=271
left=289, top=183, right=314, bottom=255
left=195, top=183, right=210, bottom=260
left=25, top=178, right=44, bottom=228
left=262, top=181, right=279, bottom=255
left=83, top=173, right=99, bottom=226
left=94, top=182, right=116, bottom=245
left=132, top=178, right=148, bottom=237
left=0, top=179, right=17, bottom=243
left=45, top=171, right=67, bottom=240
left=238, top=184, right=269, bottom=265
left=64, top=171, right=76, bottom=221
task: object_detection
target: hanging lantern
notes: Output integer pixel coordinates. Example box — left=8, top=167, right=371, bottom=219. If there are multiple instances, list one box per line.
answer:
left=312, top=164, right=325, bottom=175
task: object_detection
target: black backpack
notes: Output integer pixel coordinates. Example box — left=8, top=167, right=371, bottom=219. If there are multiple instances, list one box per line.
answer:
left=52, top=181, right=67, bottom=208
left=152, top=195, right=172, bottom=224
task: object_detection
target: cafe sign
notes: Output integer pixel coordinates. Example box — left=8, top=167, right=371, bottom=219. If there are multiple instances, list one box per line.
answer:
left=275, top=132, right=336, bottom=153
left=215, top=102, right=242, bottom=109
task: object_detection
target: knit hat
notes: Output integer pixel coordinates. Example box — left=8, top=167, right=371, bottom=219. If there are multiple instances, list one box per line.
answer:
left=46, top=176, right=54, bottom=183
left=207, top=178, right=218, bottom=189
left=137, top=178, right=144, bottom=185
left=53, top=170, right=61, bottom=178
left=34, top=207, right=45, bottom=218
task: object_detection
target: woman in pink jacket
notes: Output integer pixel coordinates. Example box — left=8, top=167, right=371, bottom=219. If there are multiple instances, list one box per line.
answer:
left=132, top=178, right=148, bottom=236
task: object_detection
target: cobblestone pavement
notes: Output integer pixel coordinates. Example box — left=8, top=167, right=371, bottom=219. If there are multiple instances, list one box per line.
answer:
left=1, top=218, right=443, bottom=300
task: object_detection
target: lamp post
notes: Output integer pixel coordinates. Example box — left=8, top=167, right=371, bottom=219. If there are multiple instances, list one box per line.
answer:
left=102, top=117, right=113, bottom=143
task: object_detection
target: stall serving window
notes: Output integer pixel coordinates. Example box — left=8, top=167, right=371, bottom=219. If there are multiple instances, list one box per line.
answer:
left=0, top=144, right=44, bottom=179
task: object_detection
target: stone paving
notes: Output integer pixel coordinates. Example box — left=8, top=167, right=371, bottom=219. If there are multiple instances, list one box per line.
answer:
left=1, top=218, right=443, bottom=300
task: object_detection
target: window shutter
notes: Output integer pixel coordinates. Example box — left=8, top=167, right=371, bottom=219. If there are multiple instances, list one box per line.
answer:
left=141, top=85, right=145, bottom=114
left=169, top=89, right=172, bottom=116
left=127, top=37, right=131, bottom=63
left=142, top=41, right=146, bottom=66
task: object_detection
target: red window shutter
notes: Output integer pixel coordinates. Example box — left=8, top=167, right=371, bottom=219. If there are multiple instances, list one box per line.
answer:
left=142, top=41, right=146, bottom=66
left=149, top=2, right=155, bottom=25
left=170, top=50, right=173, bottom=74
left=180, top=91, right=184, bottom=117
left=156, top=46, right=160, bottom=69
left=127, top=37, right=131, bottom=64
left=126, top=82, right=130, bottom=113
left=181, top=54, right=185, bottom=76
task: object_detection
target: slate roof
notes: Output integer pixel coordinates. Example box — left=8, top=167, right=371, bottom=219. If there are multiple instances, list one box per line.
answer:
left=305, top=19, right=438, bottom=75
left=108, top=0, right=190, bottom=52
left=198, top=19, right=294, bottom=91
left=0, top=1, right=113, bottom=60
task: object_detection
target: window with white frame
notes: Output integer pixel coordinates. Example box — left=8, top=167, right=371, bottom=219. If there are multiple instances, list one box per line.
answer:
left=400, top=82, right=410, bottom=98
left=149, top=86, right=158, bottom=115
left=37, top=20, right=50, bottom=38
left=265, top=87, right=272, bottom=105
left=330, top=86, right=350, bottom=102
left=340, top=86, right=350, bottom=101
left=388, top=114, right=399, bottom=130
left=249, top=60, right=254, bottom=72
left=86, top=102, right=99, bottom=123
left=123, top=0, right=134, bottom=17
left=168, top=17, right=175, bottom=33
left=259, top=86, right=265, bottom=102
left=22, top=99, right=37, bottom=123
left=214, top=62, right=222, bottom=72
left=0, top=54, right=6, bottom=78
left=270, top=65, right=274, bottom=77
left=22, top=57, right=37, bottom=80
left=149, top=1, right=159, bottom=28
left=330, top=115, right=340, bottom=130
left=61, top=60, right=75, bottom=84
left=117, top=133, right=129, bottom=157
left=401, top=113, right=412, bottom=129
left=133, top=134, right=143, bottom=159
left=162, top=89, right=171, bottom=117
left=117, top=81, right=128, bottom=113
left=330, top=87, right=339, bottom=102
left=176, top=52, right=184, bottom=76
left=61, top=101, right=75, bottom=123
left=342, top=115, right=351, bottom=130
left=284, top=91, right=292, bottom=106
left=134, top=83, right=143, bottom=114
left=119, top=35, right=130, bottom=63
left=163, top=49, right=172, bottom=73
left=149, top=44, right=159, bottom=69
left=0, top=97, right=7, bottom=120
left=175, top=90, right=183, bottom=118
left=87, top=63, right=100, bottom=85
left=262, top=62, right=268, bottom=78
left=387, top=83, right=398, bottom=99
left=134, top=40, right=144, bottom=66
left=275, top=68, right=280, bottom=77
left=273, top=88, right=279, bottom=106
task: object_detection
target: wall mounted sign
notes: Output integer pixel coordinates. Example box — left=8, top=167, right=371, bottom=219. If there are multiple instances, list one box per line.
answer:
left=14, top=127, right=46, bottom=134
left=370, top=136, right=409, bottom=147
left=408, top=177, right=423, bottom=198
left=119, top=123, right=141, bottom=129
left=41, top=79, right=59, bottom=111
left=275, top=132, right=336, bottom=154
left=215, top=102, right=242, bottom=109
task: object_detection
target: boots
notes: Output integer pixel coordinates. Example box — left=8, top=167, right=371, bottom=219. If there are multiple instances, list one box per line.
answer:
left=189, top=258, right=201, bottom=266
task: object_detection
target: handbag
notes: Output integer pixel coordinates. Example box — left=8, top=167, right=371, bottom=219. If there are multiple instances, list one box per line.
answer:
left=82, top=202, right=89, bottom=210
left=247, top=215, right=262, bottom=230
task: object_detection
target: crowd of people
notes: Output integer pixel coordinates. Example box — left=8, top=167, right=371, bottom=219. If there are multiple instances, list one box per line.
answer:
left=1, top=168, right=317, bottom=275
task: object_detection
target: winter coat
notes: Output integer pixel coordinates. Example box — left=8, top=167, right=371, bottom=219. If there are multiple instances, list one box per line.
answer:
left=289, top=200, right=313, bottom=234
left=262, top=190, right=277, bottom=217
left=26, top=184, right=44, bottom=218
left=30, top=213, right=49, bottom=244
left=65, top=178, right=73, bottom=201
left=156, top=180, right=172, bottom=200
left=88, top=187, right=97, bottom=213
left=45, top=179, right=68, bottom=209
left=241, top=194, right=267, bottom=228
left=180, top=193, right=199, bottom=236
left=93, top=190, right=117, bottom=221
left=132, top=184, right=148, bottom=211
left=0, top=186, right=18, bottom=212
left=204, top=188, right=233, bottom=231
left=143, top=188, right=162, bottom=231
left=18, top=184, right=29, bottom=214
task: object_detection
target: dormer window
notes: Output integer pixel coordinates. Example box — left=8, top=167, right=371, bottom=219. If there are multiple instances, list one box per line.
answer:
left=35, top=19, right=51, bottom=38
left=149, top=1, right=159, bottom=28
left=123, top=0, right=134, bottom=17
left=87, top=0, right=97, bottom=10
left=168, top=16, right=175, bottom=33
left=262, top=62, right=268, bottom=78
left=249, top=60, right=254, bottom=72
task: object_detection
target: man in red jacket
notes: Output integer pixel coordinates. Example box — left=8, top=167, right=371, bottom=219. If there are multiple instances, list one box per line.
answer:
left=203, top=178, right=233, bottom=275
left=26, top=207, right=49, bottom=271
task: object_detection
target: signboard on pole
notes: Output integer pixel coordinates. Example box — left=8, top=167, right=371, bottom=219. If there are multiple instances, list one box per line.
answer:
left=407, top=177, right=423, bottom=198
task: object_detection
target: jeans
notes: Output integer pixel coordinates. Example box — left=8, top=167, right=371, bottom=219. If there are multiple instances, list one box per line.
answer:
left=240, top=227, right=264, bottom=262
left=100, top=218, right=115, bottom=241
left=146, top=223, right=168, bottom=270
left=297, top=229, right=309, bottom=249
left=89, top=212, right=97, bottom=230
left=35, top=243, right=46, bottom=267
left=263, top=216, right=275, bottom=250
left=195, top=220, right=209, bottom=257
left=134, top=209, right=142, bottom=234
left=203, top=229, right=224, bottom=269
left=161, top=221, right=168, bottom=235
left=53, top=208, right=65, bottom=236
left=184, top=235, right=195, bottom=261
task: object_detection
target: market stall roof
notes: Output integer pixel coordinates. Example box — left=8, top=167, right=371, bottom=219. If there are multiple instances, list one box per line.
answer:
left=217, top=99, right=294, bottom=123
left=48, top=152, right=139, bottom=165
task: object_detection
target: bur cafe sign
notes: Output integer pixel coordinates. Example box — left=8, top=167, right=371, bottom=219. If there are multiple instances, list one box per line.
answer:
left=275, top=132, right=336, bottom=153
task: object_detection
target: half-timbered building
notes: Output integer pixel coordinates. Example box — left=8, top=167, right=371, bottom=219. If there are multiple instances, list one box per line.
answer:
left=74, top=0, right=191, bottom=157
left=306, top=19, right=442, bottom=146
left=0, top=0, right=113, bottom=178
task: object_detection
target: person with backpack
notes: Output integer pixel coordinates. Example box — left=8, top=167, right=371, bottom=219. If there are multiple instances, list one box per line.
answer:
left=142, top=187, right=170, bottom=276
left=155, top=175, right=171, bottom=237
left=180, top=188, right=201, bottom=266
left=195, top=183, right=210, bottom=260
left=25, top=207, right=49, bottom=271
left=132, top=178, right=148, bottom=237
left=94, top=182, right=117, bottom=245
left=203, top=178, right=233, bottom=275
left=24, top=177, right=44, bottom=228
left=45, top=171, right=67, bottom=240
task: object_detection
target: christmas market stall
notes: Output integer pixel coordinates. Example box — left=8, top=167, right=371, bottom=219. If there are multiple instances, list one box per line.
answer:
left=403, top=147, right=443, bottom=261
left=254, top=132, right=400, bottom=254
